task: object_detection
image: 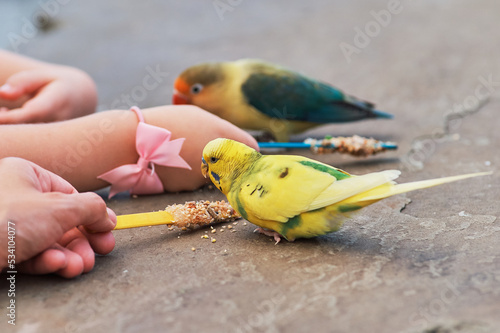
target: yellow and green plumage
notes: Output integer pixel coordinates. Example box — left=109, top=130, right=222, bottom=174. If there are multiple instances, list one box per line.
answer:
left=201, top=138, right=491, bottom=242
left=173, top=59, right=393, bottom=142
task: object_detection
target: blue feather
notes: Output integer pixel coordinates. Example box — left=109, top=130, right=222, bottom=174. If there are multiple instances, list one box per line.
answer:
left=211, top=171, right=220, bottom=182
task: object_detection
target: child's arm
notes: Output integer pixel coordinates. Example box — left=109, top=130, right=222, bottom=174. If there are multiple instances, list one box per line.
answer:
left=0, top=50, right=97, bottom=123
left=0, top=105, right=258, bottom=193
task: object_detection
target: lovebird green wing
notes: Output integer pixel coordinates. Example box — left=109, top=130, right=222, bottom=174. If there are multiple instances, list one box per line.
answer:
left=240, top=69, right=392, bottom=123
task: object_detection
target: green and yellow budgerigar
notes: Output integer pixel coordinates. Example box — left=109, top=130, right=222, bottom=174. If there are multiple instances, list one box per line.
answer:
left=201, top=138, right=491, bottom=243
left=173, top=59, right=393, bottom=142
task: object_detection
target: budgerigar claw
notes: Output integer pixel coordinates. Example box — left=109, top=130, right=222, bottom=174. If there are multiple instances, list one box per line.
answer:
left=254, top=227, right=282, bottom=244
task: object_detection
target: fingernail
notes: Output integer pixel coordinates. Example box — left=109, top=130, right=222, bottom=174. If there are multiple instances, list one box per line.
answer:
left=0, top=84, right=13, bottom=93
left=106, top=207, right=117, bottom=227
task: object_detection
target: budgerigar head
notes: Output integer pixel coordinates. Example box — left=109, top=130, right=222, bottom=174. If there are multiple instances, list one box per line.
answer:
left=201, top=138, right=261, bottom=195
left=173, top=62, right=226, bottom=109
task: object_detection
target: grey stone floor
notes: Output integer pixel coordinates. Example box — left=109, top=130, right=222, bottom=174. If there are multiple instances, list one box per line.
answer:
left=1, top=1, right=499, bottom=332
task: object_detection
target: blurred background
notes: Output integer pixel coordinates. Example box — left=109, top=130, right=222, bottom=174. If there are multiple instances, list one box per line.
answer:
left=1, top=0, right=496, bottom=136
left=1, top=2, right=499, bottom=332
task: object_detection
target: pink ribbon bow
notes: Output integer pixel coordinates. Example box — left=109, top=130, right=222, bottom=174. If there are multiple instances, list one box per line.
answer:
left=98, top=116, right=191, bottom=198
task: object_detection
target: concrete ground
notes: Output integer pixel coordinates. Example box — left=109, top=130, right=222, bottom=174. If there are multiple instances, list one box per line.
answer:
left=1, top=1, right=499, bottom=332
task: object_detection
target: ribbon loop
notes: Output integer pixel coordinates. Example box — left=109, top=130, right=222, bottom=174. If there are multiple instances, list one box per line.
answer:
left=98, top=107, right=192, bottom=198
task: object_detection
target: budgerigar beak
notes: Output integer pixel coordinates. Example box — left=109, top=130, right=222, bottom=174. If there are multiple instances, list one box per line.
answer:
left=201, top=157, right=208, bottom=178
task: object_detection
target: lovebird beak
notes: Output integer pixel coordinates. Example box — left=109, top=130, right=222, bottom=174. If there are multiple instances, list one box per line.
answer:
left=201, top=157, right=208, bottom=178
left=172, top=89, right=189, bottom=104
left=172, top=77, right=191, bottom=104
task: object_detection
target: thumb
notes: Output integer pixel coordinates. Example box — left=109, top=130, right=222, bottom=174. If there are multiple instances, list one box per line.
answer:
left=0, top=69, right=55, bottom=100
left=50, top=191, right=117, bottom=234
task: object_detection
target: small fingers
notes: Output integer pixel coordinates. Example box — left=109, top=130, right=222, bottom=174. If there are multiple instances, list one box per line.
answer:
left=17, top=247, right=67, bottom=275
left=24, top=228, right=103, bottom=278
left=0, top=88, right=61, bottom=124
left=0, top=107, right=40, bottom=124
left=17, top=246, right=87, bottom=279
left=0, top=69, right=55, bottom=98
left=79, top=228, right=116, bottom=255
left=0, top=83, right=24, bottom=100
left=54, top=247, right=85, bottom=278
left=60, top=232, right=95, bottom=274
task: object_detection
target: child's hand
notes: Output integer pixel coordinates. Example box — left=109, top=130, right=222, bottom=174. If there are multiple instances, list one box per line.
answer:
left=0, top=157, right=116, bottom=278
left=0, top=66, right=97, bottom=124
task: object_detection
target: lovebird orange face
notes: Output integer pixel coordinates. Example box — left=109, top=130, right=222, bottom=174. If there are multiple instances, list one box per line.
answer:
left=172, top=62, right=226, bottom=109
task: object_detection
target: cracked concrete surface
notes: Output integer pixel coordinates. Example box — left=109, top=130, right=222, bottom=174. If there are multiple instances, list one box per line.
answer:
left=1, top=1, right=499, bottom=332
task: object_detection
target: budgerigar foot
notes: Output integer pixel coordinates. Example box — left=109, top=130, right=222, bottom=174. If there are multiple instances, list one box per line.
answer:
left=254, top=227, right=282, bottom=244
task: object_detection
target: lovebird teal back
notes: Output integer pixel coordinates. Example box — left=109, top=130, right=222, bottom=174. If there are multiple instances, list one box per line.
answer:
left=241, top=64, right=393, bottom=123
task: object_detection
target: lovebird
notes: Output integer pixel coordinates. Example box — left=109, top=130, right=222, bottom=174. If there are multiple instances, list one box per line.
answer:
left=173, top=59, right=393, bottom=142
left=201, top=138, right=491, bottom=243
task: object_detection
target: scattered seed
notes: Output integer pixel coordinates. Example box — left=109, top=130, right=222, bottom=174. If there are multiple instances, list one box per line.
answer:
left=191, top=247, right=196, bottom=251
left=228, top=225, right=233, bottom=229
left=243, top=222, right=247, bottom=226
left=211, top=229, right=216, bottom=233
left=211, top=238, right=216, bottom=243
left=201, top=235, right=209, bottom=239
left=233, top=222, right=238, bottom=225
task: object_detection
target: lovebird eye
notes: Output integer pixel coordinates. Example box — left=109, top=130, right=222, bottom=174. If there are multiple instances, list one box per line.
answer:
left=210, top=157, right=218, bottom=163
left=191, top=83, right=203, bottom=94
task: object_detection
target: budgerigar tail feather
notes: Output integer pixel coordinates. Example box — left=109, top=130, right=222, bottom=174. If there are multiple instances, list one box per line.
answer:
left=307, top=170, right=401, bottom=211
left=342, top=171, right=492, bottom=206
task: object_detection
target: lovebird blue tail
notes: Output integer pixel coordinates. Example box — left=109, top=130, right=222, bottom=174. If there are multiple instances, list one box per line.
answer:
left=335, top=94, right=394, bottom=122
left=371, top=109, right=394, bottom=119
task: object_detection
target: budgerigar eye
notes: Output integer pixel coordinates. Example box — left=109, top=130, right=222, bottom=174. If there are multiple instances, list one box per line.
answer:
left=210, top=157, right=218, bottom=163
left=191, top=83, right=203, bottom=94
